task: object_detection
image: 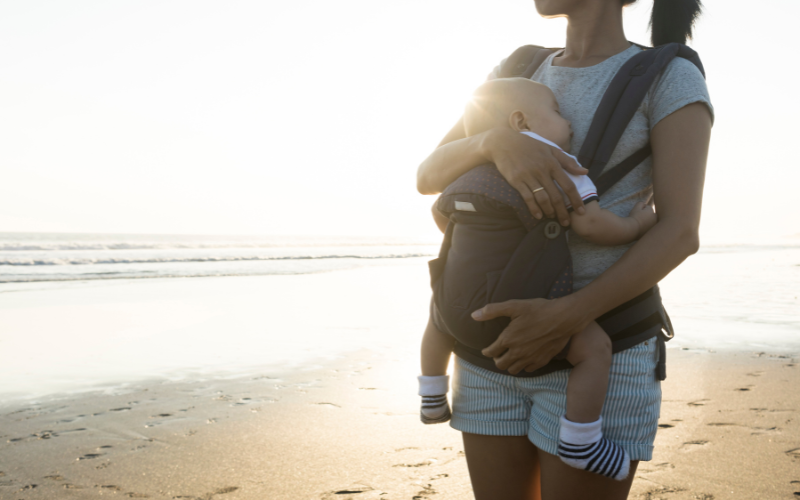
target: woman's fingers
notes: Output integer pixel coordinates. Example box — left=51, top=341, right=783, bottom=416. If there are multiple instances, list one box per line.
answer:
left=512, top=180, right=544, bottom=219
left=471, top=300, right=520, bottom=322
left=532, top=172, right=570, bottom=226
left=554, top=148, right=588, bottom=176
left=551, top=165, right=585, bottom=216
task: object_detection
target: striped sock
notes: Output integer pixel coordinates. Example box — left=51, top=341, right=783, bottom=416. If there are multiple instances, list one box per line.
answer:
left=557, top=416, right=630, bottom=481
left=418, top=375, right=451, bottom=424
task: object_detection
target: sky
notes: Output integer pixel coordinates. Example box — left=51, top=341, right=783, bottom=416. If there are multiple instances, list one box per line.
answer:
left=1, top=0, right=798, bottom=243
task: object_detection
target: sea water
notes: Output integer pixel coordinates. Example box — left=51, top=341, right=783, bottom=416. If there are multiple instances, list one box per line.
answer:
left=0, top=232, right=798, bottom=401
left=0, top=232, right=437, bottom=283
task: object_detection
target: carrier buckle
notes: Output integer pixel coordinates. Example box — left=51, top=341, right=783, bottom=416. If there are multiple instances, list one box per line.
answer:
left=543, top=221, right=561, bottom=239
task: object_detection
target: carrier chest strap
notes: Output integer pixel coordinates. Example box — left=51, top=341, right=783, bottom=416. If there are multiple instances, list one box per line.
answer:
left=594, top=144, right=652, bottom=196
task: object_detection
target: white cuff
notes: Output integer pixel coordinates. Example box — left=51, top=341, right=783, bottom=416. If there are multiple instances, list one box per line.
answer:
left=559, top=415, right=603, bottom=445
left=417, top=375, right=449, bottom=396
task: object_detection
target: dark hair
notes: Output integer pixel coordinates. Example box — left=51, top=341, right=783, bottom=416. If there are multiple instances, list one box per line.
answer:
left=624, top=0, right=703, bottom=46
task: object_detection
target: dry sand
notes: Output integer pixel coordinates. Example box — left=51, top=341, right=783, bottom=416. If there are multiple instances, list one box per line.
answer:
left=1, top=346, right=798, bottom=500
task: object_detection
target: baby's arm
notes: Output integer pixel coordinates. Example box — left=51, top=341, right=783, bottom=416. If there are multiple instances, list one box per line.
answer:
left=569, top=201, right=656, bottom=246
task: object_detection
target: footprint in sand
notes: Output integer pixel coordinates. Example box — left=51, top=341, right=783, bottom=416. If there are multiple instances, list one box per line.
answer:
left=314, top=402, right=341, bottom=408
left=96, top=485, right=121, bottom=491
left=321, top=485, right=384, bottom=500
left=658, top=423, right=675, bottom=429
left=751, top=426, right=780, bottom=435
left=77, top=453, right=104, bottom=461
left=786, top=448, right=800, bottom=459
left=393, top=459, right=437, bottom=468
left=642, top=486, right=713, bottom=499
left=638, top=461, right=675, bottom=474
left=688, top=399, right=710, bottom=406
left=175, top=486, right=239, bottom=499
left=747, top=371, right=765, bottom=377
left=679, top=440, right=709, bottom=452
left=109, top=407, right=132, bottom=412
left=735, top=386, right=753, bottom=392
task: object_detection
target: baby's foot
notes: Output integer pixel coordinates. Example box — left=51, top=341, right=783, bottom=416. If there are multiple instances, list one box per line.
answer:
left=418, top=375, right=451, bottom=425
left=421, top=395, right=451, bottom=424
left=557, top=416, right=630, bottom=480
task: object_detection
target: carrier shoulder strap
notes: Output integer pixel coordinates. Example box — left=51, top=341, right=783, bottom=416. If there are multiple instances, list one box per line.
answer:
left=497, top=45, right=557, bottom=79
left=579, top=43, right=705, bottom=194
left=499, top=43, right=705, bottom=196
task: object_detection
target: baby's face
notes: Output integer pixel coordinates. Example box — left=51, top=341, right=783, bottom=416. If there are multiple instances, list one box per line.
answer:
left=518, top=87, right=573, bottom=151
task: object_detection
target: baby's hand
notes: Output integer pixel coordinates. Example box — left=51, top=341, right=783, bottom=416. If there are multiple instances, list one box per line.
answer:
left=627, top=202, right=657, bottom=238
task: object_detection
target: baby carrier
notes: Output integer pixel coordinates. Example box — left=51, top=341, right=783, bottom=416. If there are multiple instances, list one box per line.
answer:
left=429, top=43, right=705, bottom=380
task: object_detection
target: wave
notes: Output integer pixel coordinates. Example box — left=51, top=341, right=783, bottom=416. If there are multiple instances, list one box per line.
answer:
left=0, top=252, right=435, bottom=267
left=0, top=236, right=439, bottom=252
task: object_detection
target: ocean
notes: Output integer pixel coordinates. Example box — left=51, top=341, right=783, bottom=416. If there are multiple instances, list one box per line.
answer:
left=0, top=232, right=798, bottom=401
left=0, top=232, right=439, bottom=283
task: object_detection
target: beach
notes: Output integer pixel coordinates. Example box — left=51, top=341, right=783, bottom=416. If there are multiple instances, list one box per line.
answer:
left=2, top=249, right=799, bottom=499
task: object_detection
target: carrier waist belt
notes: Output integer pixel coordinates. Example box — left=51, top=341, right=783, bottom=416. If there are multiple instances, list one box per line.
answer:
left=449, top=286, right=672, bottom=380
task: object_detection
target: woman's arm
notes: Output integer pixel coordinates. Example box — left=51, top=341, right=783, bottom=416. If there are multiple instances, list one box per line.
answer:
left=416, top=117, right=590, bottom=225
left=476, top=102, right=712, bottom=374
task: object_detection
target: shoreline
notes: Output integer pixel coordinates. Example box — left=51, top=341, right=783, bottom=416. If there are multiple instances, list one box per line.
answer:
left=2, top=347, right=799, bottom=499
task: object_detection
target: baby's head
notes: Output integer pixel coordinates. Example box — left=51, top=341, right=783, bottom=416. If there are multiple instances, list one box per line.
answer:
left=463, top=78, right=572, bottom=151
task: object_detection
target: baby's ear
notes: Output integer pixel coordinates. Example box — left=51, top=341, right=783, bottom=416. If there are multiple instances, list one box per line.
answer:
left=508, top=110, right=528, bottom=132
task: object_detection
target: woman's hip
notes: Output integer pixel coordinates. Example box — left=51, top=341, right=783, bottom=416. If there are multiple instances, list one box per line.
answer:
left=449, top=338, right=661, bottom=461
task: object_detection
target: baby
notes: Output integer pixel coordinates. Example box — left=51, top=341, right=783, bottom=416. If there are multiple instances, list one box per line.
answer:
left=417, top=78, right=657, bottom=481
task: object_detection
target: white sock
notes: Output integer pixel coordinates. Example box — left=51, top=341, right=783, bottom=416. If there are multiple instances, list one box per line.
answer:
left=557, top=416, right=630, bottom=481
left=417, top=375, right=450, bottom=423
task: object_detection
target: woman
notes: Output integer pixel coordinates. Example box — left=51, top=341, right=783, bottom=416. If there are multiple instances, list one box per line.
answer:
left=416, top=0, right=713, bottom=498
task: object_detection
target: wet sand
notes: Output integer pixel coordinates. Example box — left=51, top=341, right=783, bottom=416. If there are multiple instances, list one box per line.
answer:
left=1, top=264, right=798, bottom=499
left=1, top=347, right=799, bottom=500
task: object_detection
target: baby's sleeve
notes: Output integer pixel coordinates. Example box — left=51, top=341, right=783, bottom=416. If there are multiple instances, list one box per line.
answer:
left=557, top=172, right=598, bottom=210
left=648, top=57, right=714, bottom=130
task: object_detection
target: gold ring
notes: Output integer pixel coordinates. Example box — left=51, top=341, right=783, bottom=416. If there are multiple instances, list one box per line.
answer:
left=532, top=187, right=545, bottom=194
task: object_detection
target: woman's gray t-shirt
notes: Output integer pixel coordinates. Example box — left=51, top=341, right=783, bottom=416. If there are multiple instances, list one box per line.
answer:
left=490, top=44, right=713, bottom=290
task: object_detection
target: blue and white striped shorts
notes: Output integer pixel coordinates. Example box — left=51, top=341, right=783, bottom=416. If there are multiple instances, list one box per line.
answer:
left=450, top=337, right=661, bottom=461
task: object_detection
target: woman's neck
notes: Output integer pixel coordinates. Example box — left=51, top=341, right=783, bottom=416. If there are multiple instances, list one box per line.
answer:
left=555, top=4, right=630, bottom=68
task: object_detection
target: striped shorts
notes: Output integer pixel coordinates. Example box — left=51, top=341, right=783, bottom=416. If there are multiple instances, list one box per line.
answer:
left=450, top=337, right=661, bottom=461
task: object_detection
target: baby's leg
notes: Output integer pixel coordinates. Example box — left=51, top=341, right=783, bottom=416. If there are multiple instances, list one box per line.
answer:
left=418, top=318, right=455, bottom=424
left=421, top=317, right=456, bottom=376
left=565, top=321, right=611, bottom=423
left=557, top=322, right=630, bottom=480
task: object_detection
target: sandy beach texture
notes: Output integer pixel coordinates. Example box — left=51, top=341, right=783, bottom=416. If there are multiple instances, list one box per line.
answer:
left=1, top=265, right=798, bottom=499
left=1, top=348, right=798, bottom=499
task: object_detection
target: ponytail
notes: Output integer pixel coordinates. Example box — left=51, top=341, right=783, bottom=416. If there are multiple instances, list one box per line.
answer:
left=649, top=0, right=703, bottom=46
left=623, top=0, right=703, bottom=46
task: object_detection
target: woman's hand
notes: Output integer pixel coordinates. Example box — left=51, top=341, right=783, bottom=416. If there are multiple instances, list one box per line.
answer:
left=416, top=119, right=589, bottom=226
left=471, top=296, right=590, bottom=374
left=486, top=128, right=589, bottom=226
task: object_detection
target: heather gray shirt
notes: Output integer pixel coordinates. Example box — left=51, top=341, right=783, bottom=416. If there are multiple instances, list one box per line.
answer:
left=490, top=45, right=713, bottom=289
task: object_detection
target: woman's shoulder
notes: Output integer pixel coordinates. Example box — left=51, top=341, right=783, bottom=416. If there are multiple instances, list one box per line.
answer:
left=647, top=51, right=714, bottom=129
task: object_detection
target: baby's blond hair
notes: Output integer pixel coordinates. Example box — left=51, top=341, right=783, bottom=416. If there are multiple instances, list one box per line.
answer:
left=463, top=78, right=551, bottom=136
